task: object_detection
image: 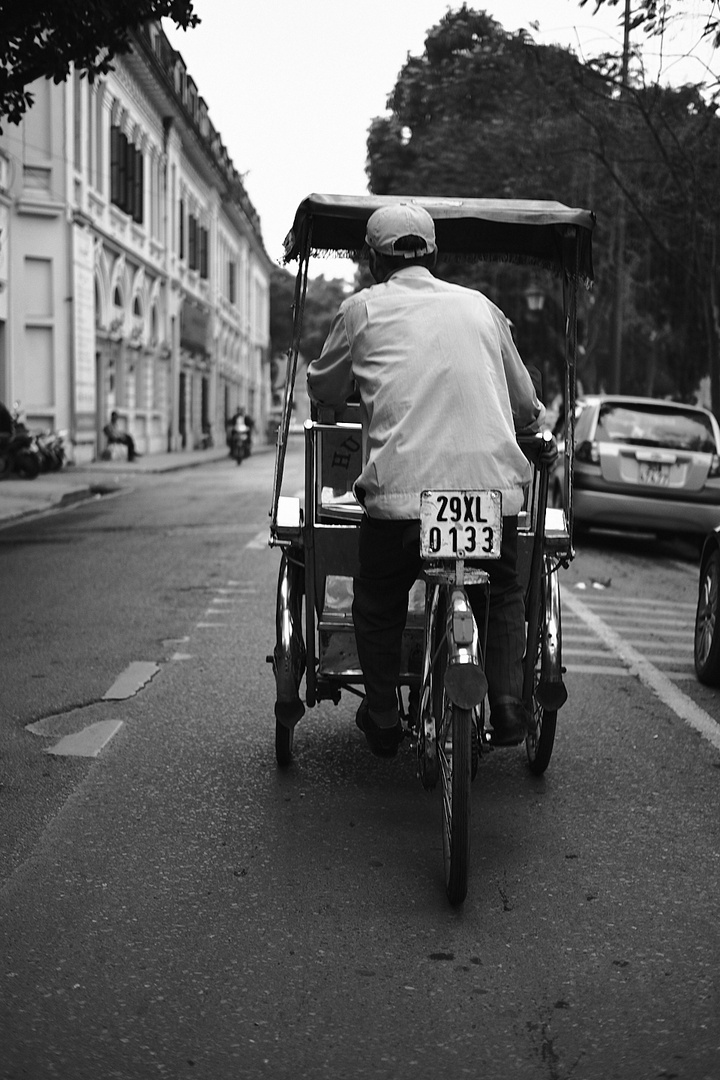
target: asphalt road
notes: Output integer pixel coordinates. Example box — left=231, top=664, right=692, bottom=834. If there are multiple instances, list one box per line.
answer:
left=1, top=444, right=719, bottom=1080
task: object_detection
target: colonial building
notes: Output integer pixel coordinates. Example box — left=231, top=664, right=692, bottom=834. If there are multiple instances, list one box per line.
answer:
left=0, top=22, right=271, bottom=462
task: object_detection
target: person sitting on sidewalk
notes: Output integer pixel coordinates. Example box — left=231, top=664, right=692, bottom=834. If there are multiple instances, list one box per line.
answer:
left=103, top=411, right=141, bottom=461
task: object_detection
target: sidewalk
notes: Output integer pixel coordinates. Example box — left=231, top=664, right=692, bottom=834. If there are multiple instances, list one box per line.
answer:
left=0, top=444, right=254, bottom=526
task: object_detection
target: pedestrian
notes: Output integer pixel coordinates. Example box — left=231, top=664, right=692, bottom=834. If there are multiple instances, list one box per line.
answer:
left=307, top=202, right=551, bottom=756
left=103, top=411, right=140, bottom=461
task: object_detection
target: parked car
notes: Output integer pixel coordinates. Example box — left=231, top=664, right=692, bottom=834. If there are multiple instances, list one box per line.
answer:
left=550, top=394, right=720, bottom=540
left=695, top=528, right=720, bottom=684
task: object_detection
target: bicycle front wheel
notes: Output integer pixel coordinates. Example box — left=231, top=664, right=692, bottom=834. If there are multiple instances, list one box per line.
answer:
left=439, top=702, right=472, bottom=905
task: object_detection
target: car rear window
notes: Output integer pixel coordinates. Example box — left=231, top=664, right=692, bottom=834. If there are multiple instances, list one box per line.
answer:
left=595, top=403, right=717, bottom=453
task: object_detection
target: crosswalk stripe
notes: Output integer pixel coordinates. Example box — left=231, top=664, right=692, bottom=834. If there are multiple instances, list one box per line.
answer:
left=563, top=591, right=720, bottom=750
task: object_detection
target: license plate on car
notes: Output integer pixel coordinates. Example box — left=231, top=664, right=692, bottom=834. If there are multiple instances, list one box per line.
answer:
left=638, top=462, right=670, bottom=486
left=420, top=490, right=502, bottom=559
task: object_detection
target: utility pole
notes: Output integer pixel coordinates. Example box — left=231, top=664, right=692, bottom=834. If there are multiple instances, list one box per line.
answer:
left=611, top=0, right=631, bottom=393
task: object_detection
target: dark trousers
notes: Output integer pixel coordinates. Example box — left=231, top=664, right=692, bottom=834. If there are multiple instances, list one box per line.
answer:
left=352, top=515, right=525, bottom=717
left=112, top=433, right=137, bottom=460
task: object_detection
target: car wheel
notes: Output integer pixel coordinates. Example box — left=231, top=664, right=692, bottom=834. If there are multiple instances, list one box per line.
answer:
left=695, top=548, right=720, bottom=685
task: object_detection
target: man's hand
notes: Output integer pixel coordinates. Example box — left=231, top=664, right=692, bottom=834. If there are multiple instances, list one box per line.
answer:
left=539, top=432, right=559, bottom=466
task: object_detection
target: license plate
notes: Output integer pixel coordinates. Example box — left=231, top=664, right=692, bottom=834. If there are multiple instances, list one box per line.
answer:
left=638, top=462, right=670, bottom=486
left=420, top=490, right=502, bottom=559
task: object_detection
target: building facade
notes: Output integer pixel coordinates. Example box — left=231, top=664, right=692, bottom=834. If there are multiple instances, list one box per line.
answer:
left=0, top=22, right=271, bottom=462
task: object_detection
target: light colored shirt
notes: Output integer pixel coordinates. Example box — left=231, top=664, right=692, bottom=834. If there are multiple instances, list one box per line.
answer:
left=307, top=266, right=544, bottom=518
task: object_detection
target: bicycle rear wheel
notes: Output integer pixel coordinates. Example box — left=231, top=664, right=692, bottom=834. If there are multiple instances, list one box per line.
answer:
left=439, top=702, right=472, bottom=905
left=526, top=560, right=560, bottom=775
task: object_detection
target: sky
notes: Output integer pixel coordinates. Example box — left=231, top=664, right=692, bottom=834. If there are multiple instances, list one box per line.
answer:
left=163, top=1, right=717, bottom=277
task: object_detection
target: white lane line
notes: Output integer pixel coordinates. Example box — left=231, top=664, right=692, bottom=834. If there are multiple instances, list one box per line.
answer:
left=574, top=594, right=695, bottom=609
left=594, top=628, right=692, bottom=639
left=565, top=647, right=617, bottom=657
left=196, top=622, right=225, bottom=628
left=670, top=560, right=696, bottom=576
left=579, top=618, right=694, bottom=631
left=564, top=591, right=720, bottom=751
left=45, top=720, right=124, bottom=758
left=103, top=662, right=159, bottom=700
left=566, top=663, right=630, bottom=676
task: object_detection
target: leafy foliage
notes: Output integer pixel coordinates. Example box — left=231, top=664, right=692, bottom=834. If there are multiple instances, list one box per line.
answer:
left=580, top=0, right=720, bottom=49
left=365, top=3, right=720, bottom=409
left=270, top=267, right=349, bottom=364
left=0, top=1, right=199, bottom=127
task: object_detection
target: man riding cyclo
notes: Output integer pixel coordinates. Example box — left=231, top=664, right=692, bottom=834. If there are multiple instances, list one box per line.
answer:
left=307, top=203, right=552, bottom=757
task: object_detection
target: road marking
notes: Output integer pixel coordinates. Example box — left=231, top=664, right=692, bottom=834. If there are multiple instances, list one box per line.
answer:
left=45, top=720, right=124, bottom=758
left=170, top=652, right=194, bottom=661
left=574, top=595, right=695, bottom=610
left=103, top=662, right=159, bottom=700
left=564, top=591, right=720, bottom=751
left=566, top=663, right=630, bottom=676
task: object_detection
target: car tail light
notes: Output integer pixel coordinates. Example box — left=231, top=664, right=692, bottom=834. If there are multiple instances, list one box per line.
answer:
left=709, top=454, right=720, bottom=478
left=576, top=439, right=600, bottom=465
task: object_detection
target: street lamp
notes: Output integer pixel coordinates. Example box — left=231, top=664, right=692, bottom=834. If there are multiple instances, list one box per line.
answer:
left=523, top=282, right=548, bottom=401
left=524, top=282, right=546, bottom=313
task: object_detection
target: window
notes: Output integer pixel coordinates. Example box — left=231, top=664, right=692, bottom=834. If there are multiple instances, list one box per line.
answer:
left=179, top=198, right=185, bottom=258
left=228, top=260, right=236, bottom=304
left=186, top=213, right=209, bottom=278
left=110, top=125, right=144, bottom=224
left=188, top=213, right=197, bottom=269
left=596, top=402, right=717, bottom=454
left=199, top=226, right=208, bottom=279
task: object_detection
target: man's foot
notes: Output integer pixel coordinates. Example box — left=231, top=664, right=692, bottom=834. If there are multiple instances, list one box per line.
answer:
left=490, top=700, right=528, bottom=746
left=356, top=700, right=403, bottom=758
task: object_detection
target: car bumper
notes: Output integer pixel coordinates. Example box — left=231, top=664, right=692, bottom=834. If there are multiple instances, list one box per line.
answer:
left=574, top=487, right=720, bottom=535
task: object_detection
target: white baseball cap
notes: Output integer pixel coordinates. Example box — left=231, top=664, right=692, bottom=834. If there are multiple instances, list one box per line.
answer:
left=365, top=203, right=437, bottom=258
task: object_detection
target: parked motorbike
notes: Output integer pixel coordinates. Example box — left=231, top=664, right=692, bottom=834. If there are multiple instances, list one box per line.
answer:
left=35, top=428, right=67, bottom=471
left=0, top=402, right=41, bottom=480
left=230, top=418, right=252, bottom=464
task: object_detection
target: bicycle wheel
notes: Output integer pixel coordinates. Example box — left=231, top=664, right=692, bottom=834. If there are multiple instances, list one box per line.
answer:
left=439, top=701, right=472, bottom=905
left=526, top=562, right=559, bottom=776
left=275, top=722, right=294, bottom=767
left=273, top=548, right=306, bottom=767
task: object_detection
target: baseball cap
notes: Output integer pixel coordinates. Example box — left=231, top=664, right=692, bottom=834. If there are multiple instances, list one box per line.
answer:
left=365, top=203, right=437, bottom=258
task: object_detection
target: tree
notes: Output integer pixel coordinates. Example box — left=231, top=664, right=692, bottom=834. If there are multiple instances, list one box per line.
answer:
left=365, top=4, right=720, bottom=408
left=0, top=1, right=198, bottom=129
left=365, top=6, right=607, bottom=392
left=270, top=265, right=349, bottom=372
left=580, top=0, right=720, bottom=49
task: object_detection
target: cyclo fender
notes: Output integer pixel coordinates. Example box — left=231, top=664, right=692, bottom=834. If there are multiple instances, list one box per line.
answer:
left=443, top=588, right=488, bottom=710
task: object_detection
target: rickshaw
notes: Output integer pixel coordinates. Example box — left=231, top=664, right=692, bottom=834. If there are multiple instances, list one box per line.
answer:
left=268, top=194, right=595, bottom=904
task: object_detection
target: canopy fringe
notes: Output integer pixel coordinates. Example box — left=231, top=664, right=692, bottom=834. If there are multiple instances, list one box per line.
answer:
left=285, top=247, right=593, bottom=288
